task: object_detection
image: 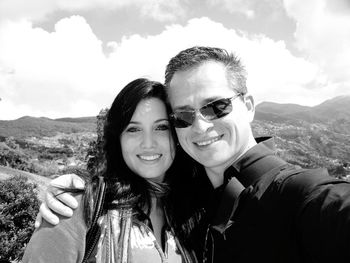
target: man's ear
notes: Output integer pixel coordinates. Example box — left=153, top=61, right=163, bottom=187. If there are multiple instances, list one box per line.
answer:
left=243, top=94, right=255, bottom=123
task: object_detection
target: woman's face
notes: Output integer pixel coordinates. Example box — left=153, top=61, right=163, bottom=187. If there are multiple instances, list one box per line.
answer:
left=120, top=98, right=176, bottom=182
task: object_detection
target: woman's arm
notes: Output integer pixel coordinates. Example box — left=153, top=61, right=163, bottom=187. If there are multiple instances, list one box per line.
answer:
left=22, top=194, right=87, bottom=263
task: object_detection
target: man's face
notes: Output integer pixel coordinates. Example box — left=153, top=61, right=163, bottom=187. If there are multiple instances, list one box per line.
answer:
left=168, top=61, right=255, bottom=173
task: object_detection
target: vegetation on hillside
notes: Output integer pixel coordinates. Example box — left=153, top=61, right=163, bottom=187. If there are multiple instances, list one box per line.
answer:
left=0, top=97, right=349, bottom=261
left=0, top=96, right=349, bottom=180
left=252, top=97, right=350, bottom=178
left=0, top=176, right=39, bottom=262
left=0, top=133, right=95, bottom=177
left=86, top=109, right=108, bottom=174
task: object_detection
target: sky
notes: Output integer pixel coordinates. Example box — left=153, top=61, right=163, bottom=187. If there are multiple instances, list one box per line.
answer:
left=0, top=0, right=349, bottom=120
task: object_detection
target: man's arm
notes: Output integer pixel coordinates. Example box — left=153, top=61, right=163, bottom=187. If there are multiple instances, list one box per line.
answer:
left=35, top=173, right=85, bottom=227
left=22, top=194, right=87, bottom=263
left=297, top=180, right=350, bottom=261
left=280, top=168, right=350, bottom=261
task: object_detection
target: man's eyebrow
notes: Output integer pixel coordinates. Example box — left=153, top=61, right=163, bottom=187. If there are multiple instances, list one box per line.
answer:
left=173, top=97, right=222, bottom=110
left=173, top=105, right=192, bottom=111
left=203, top=96, right=221, bottom=104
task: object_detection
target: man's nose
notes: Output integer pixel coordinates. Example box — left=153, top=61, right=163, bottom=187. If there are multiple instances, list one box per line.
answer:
left=191, top=112, right=214, bottom=133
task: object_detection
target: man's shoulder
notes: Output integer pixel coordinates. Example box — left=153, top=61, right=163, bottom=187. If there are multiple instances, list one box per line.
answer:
left=277, top=165, right=328, bottom=182
left=273, top=165, right=349, bottom=199
left=276, top=165, right=327, bottom=187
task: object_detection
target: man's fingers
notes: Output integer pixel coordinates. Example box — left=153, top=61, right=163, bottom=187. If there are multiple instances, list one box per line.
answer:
left=55, top=191, right=79, bottom=209
left=47, top=173, right=84, bottom=210
left=50, top=174, right=85, bottom=190
left=39, top=202, right=59, bottom=225
left=72, top=176, right=85, bottom=189
left=34, top=212, right=42, bottom=228
left=46, top=191, right=74, bottom=217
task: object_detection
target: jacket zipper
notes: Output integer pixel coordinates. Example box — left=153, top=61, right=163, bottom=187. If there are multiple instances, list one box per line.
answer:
left=163, top=205, right=196, bottom=263
left=81, top=224, right=101, bottom=263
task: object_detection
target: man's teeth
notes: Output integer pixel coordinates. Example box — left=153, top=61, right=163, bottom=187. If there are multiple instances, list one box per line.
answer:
left=139, top=154, right=161, bottom=161
left=196, top=137, right=220, bottom=146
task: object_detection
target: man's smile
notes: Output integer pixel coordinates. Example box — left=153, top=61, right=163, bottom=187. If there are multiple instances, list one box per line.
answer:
left=193, top=135, right=223, bottom=147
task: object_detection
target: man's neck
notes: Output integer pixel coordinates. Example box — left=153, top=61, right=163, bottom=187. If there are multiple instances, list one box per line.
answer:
left=205, top=138, right=257, bottom=189
left=205, top=167, right=225, bottom=189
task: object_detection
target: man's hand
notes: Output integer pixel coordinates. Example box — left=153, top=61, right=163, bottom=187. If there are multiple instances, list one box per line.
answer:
left=34, top=174, right=85, bottom=228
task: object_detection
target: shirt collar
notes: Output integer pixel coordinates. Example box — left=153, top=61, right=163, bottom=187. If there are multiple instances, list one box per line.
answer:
left=209, top=137, right=287, bottom=232
left=233, top=136, right=286, bottom=187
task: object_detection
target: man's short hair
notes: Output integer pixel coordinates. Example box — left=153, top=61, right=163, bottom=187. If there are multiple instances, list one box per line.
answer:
left=164, top=46, right=248, bottom=95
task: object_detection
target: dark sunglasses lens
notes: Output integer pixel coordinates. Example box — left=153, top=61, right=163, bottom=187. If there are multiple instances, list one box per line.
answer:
left=201, top=98, right=232, bottom=119
left=170, top=112, right=194, bottom=128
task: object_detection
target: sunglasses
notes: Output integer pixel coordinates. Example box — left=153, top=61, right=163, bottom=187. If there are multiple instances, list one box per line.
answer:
left=169, top=93, right=242, bottom=128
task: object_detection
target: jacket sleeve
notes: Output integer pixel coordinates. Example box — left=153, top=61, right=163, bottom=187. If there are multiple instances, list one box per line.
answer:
left=287, top=170, right=350, bottom=261
left=22, top=194, right=88, bottom=263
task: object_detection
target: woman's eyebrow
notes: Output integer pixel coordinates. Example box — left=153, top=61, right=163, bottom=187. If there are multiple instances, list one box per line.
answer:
left=128, top=119, right=169, bottom=125
left=155, top=119, right=169, bottom=123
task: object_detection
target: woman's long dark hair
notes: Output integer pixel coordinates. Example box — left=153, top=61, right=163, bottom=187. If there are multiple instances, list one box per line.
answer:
left=83, top=78, right=211, bottom=248
left=83, top=78, right=172, bottom=218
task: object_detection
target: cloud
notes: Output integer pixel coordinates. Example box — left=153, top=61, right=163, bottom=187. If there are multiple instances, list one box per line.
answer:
left=1, top=16, right=327, bottom=119
left=206, top=0, right=285, bottom=20
left=283, top=0, right=350, bottom=95
left=0, top=16, right=108, bottom=119
left=0, top=0, right=185, bottom=22
left=135, top=17, right=320, bottom=106
left=207, top=0, right=256, bottom=18
left=136, top=0, right=186, bottom=22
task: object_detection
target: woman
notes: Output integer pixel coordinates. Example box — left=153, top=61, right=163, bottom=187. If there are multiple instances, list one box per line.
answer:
left=22, top=78, right=206, bottom=263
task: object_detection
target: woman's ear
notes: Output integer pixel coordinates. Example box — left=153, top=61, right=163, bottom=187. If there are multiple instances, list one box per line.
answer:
left=243, top=94, right=255, bottom=123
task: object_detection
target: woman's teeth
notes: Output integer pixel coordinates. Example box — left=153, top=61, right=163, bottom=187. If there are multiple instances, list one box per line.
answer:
left=138, top=154, right=161, bottom=161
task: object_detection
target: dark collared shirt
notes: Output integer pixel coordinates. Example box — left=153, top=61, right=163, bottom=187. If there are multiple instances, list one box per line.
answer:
left=203, top=137, right=350, bottom=263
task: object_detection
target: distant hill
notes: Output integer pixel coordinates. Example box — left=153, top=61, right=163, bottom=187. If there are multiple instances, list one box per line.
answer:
left=256, top=102, right=311, bottom=116
left=54, top=116, right=96, bottom=123
left=255, top=95, right=350, bottom=124
left=0, top=95, right=349, bottom=178
left=255, top=95, right=350, bottom=135
left=311, top=95, right=350, bottom=120
left=0, top=116, right=96, bottom=139
left=253, top=95, right=350, bottom=177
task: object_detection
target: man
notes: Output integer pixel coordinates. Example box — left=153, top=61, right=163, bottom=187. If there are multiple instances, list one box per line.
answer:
left=37, top=46, right=350, bottom=262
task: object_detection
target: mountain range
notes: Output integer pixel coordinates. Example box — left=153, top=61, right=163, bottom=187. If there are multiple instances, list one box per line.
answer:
left=252, top=95, right=350, bottom=176
left=1, top=95, right=349, bottom=137
left=0, top=95, right=349, bottom=178
left=255, top=95, right=350, bottom=124
left=0, top=116, right=96, bottom=139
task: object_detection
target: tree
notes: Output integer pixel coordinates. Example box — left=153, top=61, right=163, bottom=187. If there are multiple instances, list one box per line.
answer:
left=329, top=164, right=348, bottom=179
left=0, top=176, right=40, bottom=261
left=86, top=108, right=108, bottom=174
left=0, top=142, right=29, bottom=171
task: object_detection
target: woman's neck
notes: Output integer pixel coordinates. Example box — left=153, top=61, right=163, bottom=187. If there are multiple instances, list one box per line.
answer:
left=149, top=196, right=165, bottom=250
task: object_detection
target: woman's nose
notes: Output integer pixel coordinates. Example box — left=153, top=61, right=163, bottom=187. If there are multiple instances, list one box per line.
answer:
left=141, top=131, right=156, bottom=149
